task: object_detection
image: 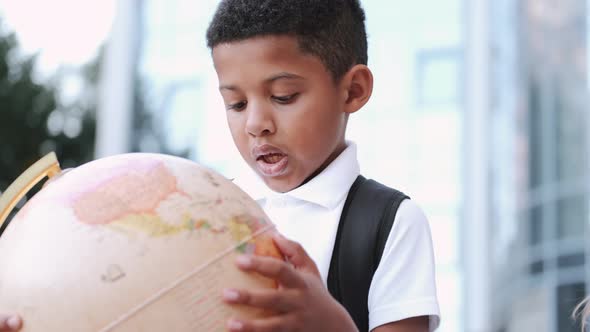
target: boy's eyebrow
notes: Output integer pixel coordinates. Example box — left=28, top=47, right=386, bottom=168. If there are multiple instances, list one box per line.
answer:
left=218, top=72, right=304, bottom=91
left=219, top=85, right=238, bottom=91
left=265, top=72, right=305, bottom=83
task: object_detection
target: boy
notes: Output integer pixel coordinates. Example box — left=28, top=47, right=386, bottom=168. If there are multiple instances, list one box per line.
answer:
left=208, top=0, right=440, bottom=331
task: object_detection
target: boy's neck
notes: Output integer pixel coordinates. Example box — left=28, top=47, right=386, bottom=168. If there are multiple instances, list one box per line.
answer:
left=297, top=140, right=348, bottom=190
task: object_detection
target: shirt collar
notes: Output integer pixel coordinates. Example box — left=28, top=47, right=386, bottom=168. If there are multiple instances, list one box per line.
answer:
left=233, top=141, right=360, bottom=209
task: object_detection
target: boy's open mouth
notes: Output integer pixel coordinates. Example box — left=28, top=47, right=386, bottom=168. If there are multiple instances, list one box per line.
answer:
left=255, top=153, right=288, bottom=176
left=252, top=145, right=289, bottom=177
left=257, top=153, right=285, bottom=164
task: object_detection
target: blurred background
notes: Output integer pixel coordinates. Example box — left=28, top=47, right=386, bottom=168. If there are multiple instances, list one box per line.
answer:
left=0, top=0, right=588, bottom=331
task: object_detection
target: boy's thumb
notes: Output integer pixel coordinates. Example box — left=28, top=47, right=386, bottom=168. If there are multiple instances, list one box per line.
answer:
left=0, top=315, right=22, bottom=331
left=272, top=233, right=320, bottom=276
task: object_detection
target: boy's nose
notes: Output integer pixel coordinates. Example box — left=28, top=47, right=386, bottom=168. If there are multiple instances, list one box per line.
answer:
left=245, top=103, right=276, bottom=137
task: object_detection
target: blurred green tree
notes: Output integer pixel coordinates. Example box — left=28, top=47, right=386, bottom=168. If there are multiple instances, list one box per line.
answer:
left=0, top=24, right=97, bottom=234
left=0, top=30, right=96, bottom=187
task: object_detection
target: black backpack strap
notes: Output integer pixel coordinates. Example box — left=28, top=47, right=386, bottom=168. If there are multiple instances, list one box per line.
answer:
left=327, top=175, right=409, bottom=332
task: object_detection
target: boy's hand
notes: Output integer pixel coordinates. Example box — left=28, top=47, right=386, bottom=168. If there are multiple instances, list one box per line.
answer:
left=223, top=234, right=358, bottom=332
left=0, top=314, right=21, bottom=331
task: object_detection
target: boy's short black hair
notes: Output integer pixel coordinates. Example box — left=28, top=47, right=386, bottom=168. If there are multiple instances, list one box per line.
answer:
left=206, top=0, right=368, bottom=81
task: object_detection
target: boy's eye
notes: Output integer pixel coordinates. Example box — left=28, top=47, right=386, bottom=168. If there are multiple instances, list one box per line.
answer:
left=226, top=101, right=247, bottom=111
left=272, top=93, right=299, bottom=104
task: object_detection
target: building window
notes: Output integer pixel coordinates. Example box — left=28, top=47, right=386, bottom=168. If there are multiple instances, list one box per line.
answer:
left=528, top=205, right=543, bottom=246
left=415, top=48, right=462, bottom=107
left=557, top=194, right=588, bottom=240
left=557, top=253, right=585, bottom=269
left=527, top=77, right=543, bottom=189
left=557, top=282, right=586, bottom=332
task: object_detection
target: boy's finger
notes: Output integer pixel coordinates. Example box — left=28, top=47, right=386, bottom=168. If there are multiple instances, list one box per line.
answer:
left=235, top=255, right=304, bottom=288
left=272, top=234, right=320, bottom=275
left=0, top=315, right=22, bottom=331
left=227, top=315, right=296, bottom=332
left=222, top=288, right=296, bottom=312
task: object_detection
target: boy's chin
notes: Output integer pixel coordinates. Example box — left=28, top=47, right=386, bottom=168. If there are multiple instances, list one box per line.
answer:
left=257, top=167, right=320, bottom=194
left=260, top=176, right=302, bottom=194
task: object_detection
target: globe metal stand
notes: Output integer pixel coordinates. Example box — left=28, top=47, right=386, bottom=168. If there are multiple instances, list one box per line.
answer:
left=0, top=152, right=61, bottom=234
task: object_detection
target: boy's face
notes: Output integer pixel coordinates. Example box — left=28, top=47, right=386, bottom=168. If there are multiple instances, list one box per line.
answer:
left=212, top=35, right=349, bottom=193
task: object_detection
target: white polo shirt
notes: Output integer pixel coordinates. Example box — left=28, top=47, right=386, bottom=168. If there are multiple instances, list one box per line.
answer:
left=234, top=142, right=440, bottom=331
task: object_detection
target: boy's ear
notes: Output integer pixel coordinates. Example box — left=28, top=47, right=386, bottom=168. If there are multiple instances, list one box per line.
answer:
left=341, top=64, right=373, bottom=114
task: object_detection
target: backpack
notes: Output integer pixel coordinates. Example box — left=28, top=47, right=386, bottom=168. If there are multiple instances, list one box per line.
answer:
left=327, top=175, right=409, bottom=332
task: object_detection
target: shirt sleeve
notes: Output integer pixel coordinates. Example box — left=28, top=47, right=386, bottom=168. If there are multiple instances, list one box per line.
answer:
left=367, top=199, right=440, bottom=331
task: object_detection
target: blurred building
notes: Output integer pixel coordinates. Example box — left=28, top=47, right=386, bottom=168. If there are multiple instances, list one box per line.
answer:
left=466, top=0, right=590, bottom=331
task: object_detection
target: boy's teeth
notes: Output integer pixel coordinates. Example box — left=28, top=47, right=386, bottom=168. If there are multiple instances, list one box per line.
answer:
left=263, top=153, right=283, bottom=164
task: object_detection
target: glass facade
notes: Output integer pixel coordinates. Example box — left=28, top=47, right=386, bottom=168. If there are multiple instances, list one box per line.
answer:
left=489, top=0, right=590, bottom=331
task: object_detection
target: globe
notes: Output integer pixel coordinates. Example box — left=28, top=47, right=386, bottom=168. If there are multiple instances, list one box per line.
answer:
left=0, top=153, right=281, bottom=331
